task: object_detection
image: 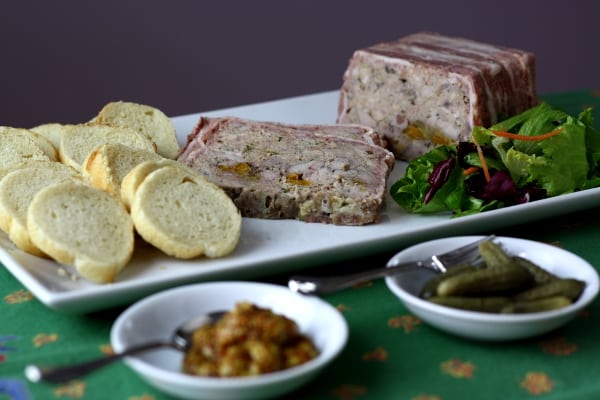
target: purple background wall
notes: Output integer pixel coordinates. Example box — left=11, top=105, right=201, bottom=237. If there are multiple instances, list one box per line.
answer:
left=1, top=0, right=598, bottom=127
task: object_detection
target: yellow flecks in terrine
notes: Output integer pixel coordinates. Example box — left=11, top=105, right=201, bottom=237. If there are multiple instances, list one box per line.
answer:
left=403, top=124, right=425, bottom=140
left=286, top=172, right=311, bottom=186
left=219, top=162, right=252, bottom=175
left=404, top=123, right=453, bottom=145
left=431, top=132, right=454, bottom=145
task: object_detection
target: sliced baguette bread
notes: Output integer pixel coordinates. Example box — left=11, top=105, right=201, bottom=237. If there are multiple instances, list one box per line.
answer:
left=0, top=126, right=54, bottom=168
left=125, top=161, right=241, bottom=259
left=3, top=127, right=59, bottom=161
left=120, top=159, right=197, bottom=210
left=82, top=143, right=164, bottom=196
left=30, top=122, right=71, bottom=149
left=59, top=123, right=156, bottom=171
left=0, top=160, right=72, bottom=231
left=0, top=159, right=73, bottom=233
left=0, top=161, right=81, bottom=256
left=27, top=181, right=134, bottom=283
left=93, top=101, right=180, bottom=159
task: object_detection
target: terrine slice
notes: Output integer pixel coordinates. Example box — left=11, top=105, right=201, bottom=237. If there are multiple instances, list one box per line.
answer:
left=337, top=31, right=538, bottom=160
left=177, top=117, right=395, bottom=225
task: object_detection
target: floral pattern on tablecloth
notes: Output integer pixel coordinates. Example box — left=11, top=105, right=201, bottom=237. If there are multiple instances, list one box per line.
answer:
left=4, top=289, right=34, bottom=304
left=388, top=314, right=422, bottom=333
left=53, top=381, right=86, bottom=398
left=539, top=337, right=578, bottom=355
left=440, top=359, right=476, bottom=379
left=520, top=372, right=555, bottom=395
left=361, top=346, right=388, bottom=362
left=331, top=384, right=368, bottom=400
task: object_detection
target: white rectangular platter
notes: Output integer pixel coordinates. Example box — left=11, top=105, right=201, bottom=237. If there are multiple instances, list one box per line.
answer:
left=2, top=90, right=600, bottom=313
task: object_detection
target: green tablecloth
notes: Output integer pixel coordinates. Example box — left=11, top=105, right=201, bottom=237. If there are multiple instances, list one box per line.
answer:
left=2, top=90, right=600, bottom=400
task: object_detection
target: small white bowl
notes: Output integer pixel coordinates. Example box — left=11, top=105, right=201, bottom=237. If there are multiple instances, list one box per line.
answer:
left=385, top=236, right=599, bottom=341
left=110, top=281, right=348, bottom=400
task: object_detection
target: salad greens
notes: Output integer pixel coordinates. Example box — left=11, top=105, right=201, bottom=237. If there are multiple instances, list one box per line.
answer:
left=390, top=102, right=600, bottom=216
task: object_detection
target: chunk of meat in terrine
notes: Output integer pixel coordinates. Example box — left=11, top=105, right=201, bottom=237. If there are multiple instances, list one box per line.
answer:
left=337, top=31, right=538, bottom=160
left=177, top=117, right=395, bottom=225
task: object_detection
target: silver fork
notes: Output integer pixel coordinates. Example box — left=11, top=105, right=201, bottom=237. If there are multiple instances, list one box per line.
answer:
left=288, top=235, right=495, bottom=295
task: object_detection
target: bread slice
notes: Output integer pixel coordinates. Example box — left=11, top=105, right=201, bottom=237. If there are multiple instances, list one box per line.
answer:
left=59, top=123, right=156, bottom=171
left=22, top=129, right=58, bottom=161
left=93, top=101, right=180, bottom=159
left=0, top=159, right=74, bottom=233
left=82, top=143, right=164, bottom=196
left=126, top=162, right=241, bottom=258
left=0, top=161, right=81, bottom=256
left=0, top=126, right=54, bottom=168
left=120, top=159, right=196, bottom=211
left=30, top=122, right=71, bottom=149
left=27, top=181, right=134, bottom=283
left=0, top=159, right=72, bottom=184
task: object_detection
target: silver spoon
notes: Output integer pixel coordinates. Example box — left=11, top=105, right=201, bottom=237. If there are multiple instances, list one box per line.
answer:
left=24, top=310, right=226, bottom=384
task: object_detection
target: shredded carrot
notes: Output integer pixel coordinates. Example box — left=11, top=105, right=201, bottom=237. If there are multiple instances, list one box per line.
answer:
left=472, top=136, right=491, bottom=183
left=463, top=166, right=480, bottom=176
left=490, top=127, right=563, bottom=141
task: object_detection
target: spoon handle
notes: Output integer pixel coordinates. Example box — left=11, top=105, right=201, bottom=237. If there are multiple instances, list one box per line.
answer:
left=25, top=340, right=174, bottom=383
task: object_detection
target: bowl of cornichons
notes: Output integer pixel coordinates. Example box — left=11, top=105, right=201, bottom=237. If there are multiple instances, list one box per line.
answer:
left=385, top=235, right=599, bottom=341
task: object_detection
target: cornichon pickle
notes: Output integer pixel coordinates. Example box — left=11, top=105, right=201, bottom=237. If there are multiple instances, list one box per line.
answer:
left=420, top=264, right=479, bottom=299
left=514, top=278, right=585, bottom=301
left=478, top=240, right=513, bottom=269
left=436, top=264, right=533, bottom=297
left=512, top=256, right=557, bottom=284
left=422, top=238, right=587, bottom=314
left=429, top=296, right=512, bottom=313
left=500, top=296, right=572, bottom=314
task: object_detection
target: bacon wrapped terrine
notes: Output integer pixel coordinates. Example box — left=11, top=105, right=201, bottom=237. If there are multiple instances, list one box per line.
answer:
left=337, top=31, right=538, bottom=160
left=177, top=117, right=395, bottom=225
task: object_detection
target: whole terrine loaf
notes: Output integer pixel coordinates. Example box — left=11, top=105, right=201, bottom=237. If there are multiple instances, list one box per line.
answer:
left=177, top=117, right=395, bottom=225
left=337, top=31, right=538, bottom=160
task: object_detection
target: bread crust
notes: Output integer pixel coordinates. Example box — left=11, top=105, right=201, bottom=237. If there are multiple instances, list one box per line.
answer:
left=27, top=182, right=134, bottom=283
left=93, top=101, right=180, bottom=159
left=30, top=123, right=68, bottom=151
left=82, top=143, right=163, bottom=196
left=126, top=161, right=241, bottom=258
left=0, top=161, right=80, bottom=256
left=0, top=126, right=54, bottom=168
left=59, top=123, right=156, bottom=171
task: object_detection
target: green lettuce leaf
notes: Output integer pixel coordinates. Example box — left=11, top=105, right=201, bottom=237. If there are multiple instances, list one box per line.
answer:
left=390, top=101, right=600, bottom=216
left=474, top=102, right=592, bottom=196
left=390, top=146, right=457, bottom=213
